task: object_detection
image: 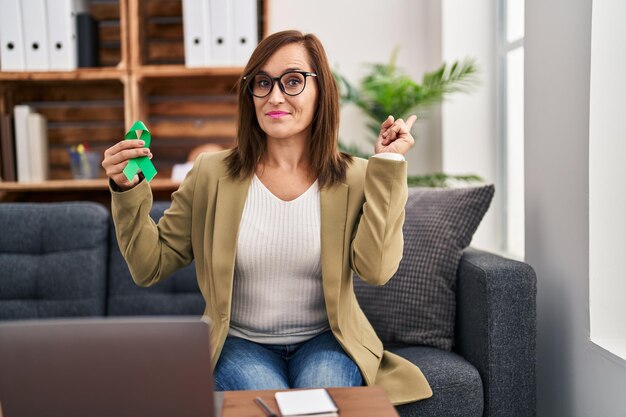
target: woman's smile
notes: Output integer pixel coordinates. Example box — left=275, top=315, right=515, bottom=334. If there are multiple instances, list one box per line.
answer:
left=266, top=110, right=291, bottom=119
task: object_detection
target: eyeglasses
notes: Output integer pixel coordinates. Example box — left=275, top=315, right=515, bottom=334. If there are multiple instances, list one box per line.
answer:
left=243, top=70, right=317, bottom=98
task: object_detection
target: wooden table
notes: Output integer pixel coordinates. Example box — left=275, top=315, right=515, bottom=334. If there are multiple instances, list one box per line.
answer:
left=0, top=178, right=180, bottom=204
left=221, top=386, right=399, bottom=417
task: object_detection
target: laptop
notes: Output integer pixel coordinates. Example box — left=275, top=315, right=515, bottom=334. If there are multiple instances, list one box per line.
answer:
left=0, top=317, right=220, bottom=417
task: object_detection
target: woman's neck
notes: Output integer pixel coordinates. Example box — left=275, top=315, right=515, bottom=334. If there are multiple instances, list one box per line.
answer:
left=261, top=135, right=311, bottom=174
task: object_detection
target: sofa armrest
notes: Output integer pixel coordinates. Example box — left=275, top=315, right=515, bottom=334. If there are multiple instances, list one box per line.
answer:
left=454, top=248, right=536, bottom=417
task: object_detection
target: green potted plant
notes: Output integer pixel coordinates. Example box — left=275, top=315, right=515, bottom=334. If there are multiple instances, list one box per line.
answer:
left=335, top=49, right=482, bottom=187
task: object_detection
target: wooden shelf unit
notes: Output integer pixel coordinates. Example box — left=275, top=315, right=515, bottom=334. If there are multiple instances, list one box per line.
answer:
left=0, top=68, right=127, bottom=81
left=0, top=0, right=268, bottom=203
left=135, top=65, right=245, bottom=79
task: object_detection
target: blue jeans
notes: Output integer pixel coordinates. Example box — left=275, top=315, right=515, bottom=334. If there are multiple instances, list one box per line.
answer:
left=214, top=331, right=364, bottom=390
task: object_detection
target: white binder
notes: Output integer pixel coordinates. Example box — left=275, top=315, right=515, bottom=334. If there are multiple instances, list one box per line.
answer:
left=0, top=0, right=26, bottom=71
left=46, top=0, right=86, bottom=71
left=22, top=0, right=50, bottom=70
left=14, top=105, right=34, bottom=182
left=232, top=0, right=257, bottom=66
left=209, top=0, right=232, bottom=66
left=27, top=112, right=49, bottom=181
left=182, top=0, right=208, bottom=67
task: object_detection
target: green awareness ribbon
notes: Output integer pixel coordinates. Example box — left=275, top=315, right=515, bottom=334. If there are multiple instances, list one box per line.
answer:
left=123, top=120, right=157, bottom=182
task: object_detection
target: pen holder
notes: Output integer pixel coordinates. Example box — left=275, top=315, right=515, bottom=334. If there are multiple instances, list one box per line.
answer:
left=68, top=147, right=101, bottom=179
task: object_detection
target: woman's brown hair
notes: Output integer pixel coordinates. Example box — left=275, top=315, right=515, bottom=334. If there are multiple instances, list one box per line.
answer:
left=225, top=30, right=352, bottom=188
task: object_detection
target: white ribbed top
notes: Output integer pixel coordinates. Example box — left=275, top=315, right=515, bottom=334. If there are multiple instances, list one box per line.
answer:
left=228, top=175, right=329, bottom=344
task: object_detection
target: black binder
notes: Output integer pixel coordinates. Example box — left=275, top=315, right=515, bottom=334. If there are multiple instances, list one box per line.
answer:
left=76, top=12, right=100, bottom=67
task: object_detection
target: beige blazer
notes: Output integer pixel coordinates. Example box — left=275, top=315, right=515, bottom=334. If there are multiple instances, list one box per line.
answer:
left=111, top=150, right=432, bottom=405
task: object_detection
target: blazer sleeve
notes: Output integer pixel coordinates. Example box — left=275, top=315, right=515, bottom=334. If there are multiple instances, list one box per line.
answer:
left=350, top=156, right=408, bottom=285
left=110, top=154, right=205, bottom=287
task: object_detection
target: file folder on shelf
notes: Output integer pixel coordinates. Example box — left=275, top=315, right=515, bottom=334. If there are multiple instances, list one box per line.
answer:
left=0, top=0, right=26, bottom=71
left=208, top=0, right=232, bottom=66
left=46, top=0, right=87, bottom=71
left=76, top=11, right=100, bottom=67
left=22, top=0, right=50, bottom=71
left=181, top=0, right=259, bottom=67
left=232, top=0, right=257, bottom=66
left=182, top=0, right=209, bottom=68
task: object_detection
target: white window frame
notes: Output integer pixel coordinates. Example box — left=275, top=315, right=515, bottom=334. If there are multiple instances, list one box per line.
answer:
left=497, top=0, right=525, bottom=259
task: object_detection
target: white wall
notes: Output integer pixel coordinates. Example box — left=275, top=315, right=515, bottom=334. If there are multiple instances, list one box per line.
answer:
left=268, top=0, right=443, bottom=175
left=589, top=0, right=626, bottom=356
left=526, top=0, right=626, bottom=416
left=441, top=0, right=499, bottom=252
left=269, top=0, right=499, bottom=251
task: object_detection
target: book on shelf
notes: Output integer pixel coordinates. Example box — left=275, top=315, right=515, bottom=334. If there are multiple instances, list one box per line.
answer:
left=27, top=112, right=49, bottom=182
left=13, top=105, right=33, bottom=182
left=13, top=105, right=49, bottom=182
left=0, top=114, right=16, bottom=181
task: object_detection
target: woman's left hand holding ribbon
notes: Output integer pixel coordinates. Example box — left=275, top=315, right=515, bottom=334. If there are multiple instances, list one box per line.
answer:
left=102, top=138, right=153, bottom=191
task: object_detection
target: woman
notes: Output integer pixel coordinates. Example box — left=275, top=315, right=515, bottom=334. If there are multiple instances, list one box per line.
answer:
left=102, top=30, right=432, bottom=405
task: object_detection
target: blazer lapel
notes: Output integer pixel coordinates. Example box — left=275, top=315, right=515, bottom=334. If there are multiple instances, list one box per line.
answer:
left=320, top=182, right=349, bottom=322
left=212, top=175, right=251, bottom=318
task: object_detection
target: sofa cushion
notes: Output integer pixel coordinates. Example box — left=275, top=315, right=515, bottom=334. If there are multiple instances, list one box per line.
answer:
left=0, top=202, right=109, bottom=319
left=392, top=346, right=483, bottom=417
left=354, top=185, right=494, bottom=350
left=107, top=201, right=204, bottom=316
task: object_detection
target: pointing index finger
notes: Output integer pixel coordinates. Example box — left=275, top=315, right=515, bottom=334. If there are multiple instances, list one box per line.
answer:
left=405, top=115, right=418, bottom=131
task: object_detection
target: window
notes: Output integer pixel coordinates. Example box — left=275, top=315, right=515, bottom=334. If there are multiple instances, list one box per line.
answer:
left=497, top=0, right=525, bottom=259
left=589, top=0, right=626, bottom=360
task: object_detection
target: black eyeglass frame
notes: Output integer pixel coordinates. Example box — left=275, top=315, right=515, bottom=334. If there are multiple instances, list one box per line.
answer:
left=243, top=70, right=318, bottom=98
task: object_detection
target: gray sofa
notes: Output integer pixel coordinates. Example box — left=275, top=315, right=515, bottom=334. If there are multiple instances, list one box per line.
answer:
left=0, top=201, right=536, bottom=417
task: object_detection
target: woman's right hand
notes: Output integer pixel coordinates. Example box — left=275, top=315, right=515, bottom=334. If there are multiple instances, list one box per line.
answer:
left=102, top=139, right=152, bottom=191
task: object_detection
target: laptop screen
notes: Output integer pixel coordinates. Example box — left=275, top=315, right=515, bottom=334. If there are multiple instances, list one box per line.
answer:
left=0, top=317, right=215, bottom=417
